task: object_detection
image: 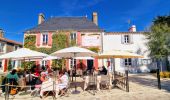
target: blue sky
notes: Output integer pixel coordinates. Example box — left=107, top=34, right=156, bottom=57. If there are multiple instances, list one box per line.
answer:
left=0, top=0, right=169, bottom=43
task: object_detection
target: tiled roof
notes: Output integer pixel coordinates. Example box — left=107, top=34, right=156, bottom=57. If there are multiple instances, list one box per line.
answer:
left=25, top=17, right=103, bottom=32
left=106, top=31, right=145, bottom=35
left=0, top=37, right=23, bottom=46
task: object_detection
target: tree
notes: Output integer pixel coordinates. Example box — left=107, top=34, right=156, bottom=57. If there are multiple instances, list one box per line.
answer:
left=145, top=15, right=170, bottom=71
left=8, top=59, right=12, bottom=71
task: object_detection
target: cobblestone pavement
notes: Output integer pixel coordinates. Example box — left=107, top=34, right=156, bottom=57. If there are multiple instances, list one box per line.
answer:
left=0, top=73, right=170, bottom=100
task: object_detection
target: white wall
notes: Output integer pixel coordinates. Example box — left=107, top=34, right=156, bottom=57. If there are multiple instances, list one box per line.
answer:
left=102, top=33, right=152, bottom=73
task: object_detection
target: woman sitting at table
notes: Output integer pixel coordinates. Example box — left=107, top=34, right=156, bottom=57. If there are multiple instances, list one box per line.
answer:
left=58, top=70, right=69, bottom=96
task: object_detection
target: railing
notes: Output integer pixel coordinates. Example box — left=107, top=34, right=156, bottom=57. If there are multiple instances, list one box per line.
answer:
left=114, top=70, right=129, bottom=92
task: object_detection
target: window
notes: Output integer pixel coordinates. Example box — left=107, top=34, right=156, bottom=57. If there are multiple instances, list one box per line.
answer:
left=124, top=35, right=130, bottom=43
left=142, top=59, right=151, bottom=65
left=124, top=58, right=132, bottom=66
left=42, top=34, right=48, bottom=45
left=0, top=43, right=5, bottom=53
left=70, top=59, right=76, bottom=68
left=70, top=33, right=76, bottom=40
left=42, top=60, right=47, bottom=67
left=121, top=34, right=133, bottom=44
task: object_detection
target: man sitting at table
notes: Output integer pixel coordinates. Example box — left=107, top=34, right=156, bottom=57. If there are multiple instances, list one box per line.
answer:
left=58, top=70, right=69, bottom=96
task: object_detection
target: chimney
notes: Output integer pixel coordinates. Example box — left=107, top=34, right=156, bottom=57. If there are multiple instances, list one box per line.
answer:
left=0, top=29, right=4, bottom=38
left=38, top=13, right=45, bottom=25
left=128, top=25, right=136, bottom=32
left=92, top=12, right=98, bottom=25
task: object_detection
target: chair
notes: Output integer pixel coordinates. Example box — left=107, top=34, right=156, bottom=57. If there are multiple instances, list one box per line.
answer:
left=59, top=76, right=71, bottom=97
left=100, top=75, right=110, bottom=90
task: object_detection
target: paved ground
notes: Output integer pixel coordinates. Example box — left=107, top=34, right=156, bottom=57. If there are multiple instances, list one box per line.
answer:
left=0, top=73, right=170, bottom=100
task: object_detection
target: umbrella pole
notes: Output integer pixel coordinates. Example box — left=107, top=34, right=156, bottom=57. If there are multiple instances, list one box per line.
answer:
left=72, top=53, right=80, bottom=94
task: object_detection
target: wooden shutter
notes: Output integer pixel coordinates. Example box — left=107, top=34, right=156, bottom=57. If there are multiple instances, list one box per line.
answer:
left=130, top=34, right=133, bottom=44
left=121, top=35, right=124, bottom=44
left=36, top=32, right=41, bottom=46
left=77, top=32, right=81, bottom=46
left=48, top=32, right=52, bottom=46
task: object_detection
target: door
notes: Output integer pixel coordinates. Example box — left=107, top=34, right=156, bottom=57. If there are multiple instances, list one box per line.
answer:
left=87, top=60, right=93, bottom=70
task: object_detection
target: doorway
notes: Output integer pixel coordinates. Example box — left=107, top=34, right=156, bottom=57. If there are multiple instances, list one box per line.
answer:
left=87, top=60, right=93, bottom=70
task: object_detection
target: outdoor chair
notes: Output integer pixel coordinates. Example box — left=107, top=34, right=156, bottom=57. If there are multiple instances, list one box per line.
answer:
left=88, top=74, right=97, bottom=90
left=59, top=76, right=71, bottom=97
left=100, top=75, right=110, bottom=90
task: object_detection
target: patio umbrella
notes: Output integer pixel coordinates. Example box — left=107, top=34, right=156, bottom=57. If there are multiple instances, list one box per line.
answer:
left=51, top=46, right=97, bottom=94
left=96, top=50, right=143, bottom=59
left=42, top=56, right=60, bottom=60
left=0, top=48, right=48, bottom=71
left=0, top=48, right=48, bottom=60
left=51, top=46, right=97, bottom=58
left=74, top=56, right=94, bottom=60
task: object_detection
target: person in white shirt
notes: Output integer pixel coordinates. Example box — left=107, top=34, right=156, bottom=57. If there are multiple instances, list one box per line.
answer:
left=58, top=70, right=69, bottom=95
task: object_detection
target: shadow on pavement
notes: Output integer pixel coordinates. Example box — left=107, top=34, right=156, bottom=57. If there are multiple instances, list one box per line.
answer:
left=129, top=74, right=170, bottom=92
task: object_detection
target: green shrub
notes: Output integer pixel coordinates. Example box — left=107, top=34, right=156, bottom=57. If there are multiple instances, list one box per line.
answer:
left=160, top=72, right=170, bottom=78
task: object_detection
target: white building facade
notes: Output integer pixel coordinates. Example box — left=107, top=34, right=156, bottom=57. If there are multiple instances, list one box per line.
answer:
left=102, top=27, right=160, bottom=73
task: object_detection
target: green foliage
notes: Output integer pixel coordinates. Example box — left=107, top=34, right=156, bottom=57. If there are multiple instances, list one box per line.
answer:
left=70, top=39, right=76, bottom=46
left=51, top=59, right=64, bottom=70
left=153, top=15, right=170, bottom=26
left=145, top=24, right=170, bottom=58
left=88, top=47, right=100, bottom=53
left=7, top=59, right=12, bottom=71
left=145, top=15, right=170, bottom=58
left=21, top=61, right=35, bottom=70
left=24, top=31, right=69, bottom=69
left=24, top=32, right=68, bottom=54
left=145, top=15, right=170, bottom=71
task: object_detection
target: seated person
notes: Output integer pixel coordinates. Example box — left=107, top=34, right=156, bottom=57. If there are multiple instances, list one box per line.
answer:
left=58, top=70, right=69, bottom=95
left=100, top=66, right=107, bottom=75
left=40, top=73, right=58, bottom=98
left=5, top=69, right=19, bottom=93
left=7, top=69, right=19, bottom=82
left=40, top=72, right=48, bottom=82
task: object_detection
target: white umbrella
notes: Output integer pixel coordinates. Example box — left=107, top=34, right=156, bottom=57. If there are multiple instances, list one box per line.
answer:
left=0, top=48, right=48, bottom=60
left=51, top=46, right=97, bottom=58
left=74, top=57, right=94, bottom=60
left=51, top=46, right=97, bottom=94
left=96, top=50, right=143, bottom=59
left=42, top=56, right=60, bottom=60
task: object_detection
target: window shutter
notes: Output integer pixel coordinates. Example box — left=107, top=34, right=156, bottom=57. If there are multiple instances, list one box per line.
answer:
left=130, top=34, right=133, bottom=44
left=77, top=32, right=81, bottom=46
left=121, top=35, right=124, bottom=44
left=48, top=32, right=52, bottom=46
left=36, top=33, right=41, bottom=46
left=120, top=58, right=124, bottom=68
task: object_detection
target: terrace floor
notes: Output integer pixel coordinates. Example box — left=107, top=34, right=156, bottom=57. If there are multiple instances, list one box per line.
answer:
left=0, top=73, right=170, bottom=100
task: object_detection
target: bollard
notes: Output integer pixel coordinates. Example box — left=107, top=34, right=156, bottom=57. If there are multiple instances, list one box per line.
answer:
left=125, top=70, right=129, bottom=92
left=157, top=69, right=161, bottom=89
